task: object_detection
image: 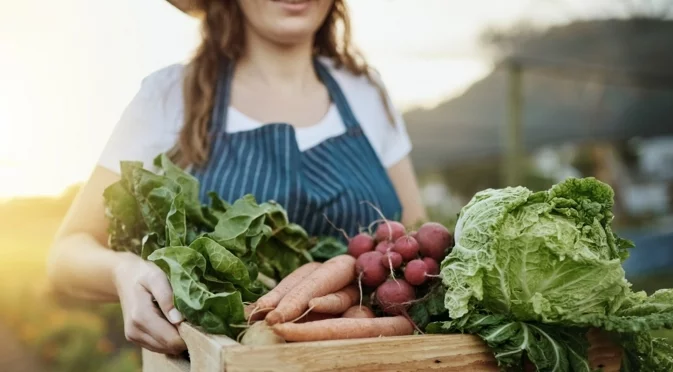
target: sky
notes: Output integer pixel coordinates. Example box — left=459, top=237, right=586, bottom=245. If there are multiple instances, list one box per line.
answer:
left=0, top=0, right=654, bottom=199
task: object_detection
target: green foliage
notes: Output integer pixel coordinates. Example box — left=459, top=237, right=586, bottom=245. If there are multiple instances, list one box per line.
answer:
left=103, top=154, right=313, bottom=337
left=427, top=177, right=673, bottom=371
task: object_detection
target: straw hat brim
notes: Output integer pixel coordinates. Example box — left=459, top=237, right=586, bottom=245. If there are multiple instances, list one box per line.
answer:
left=166, top=0, right=203, bottom=17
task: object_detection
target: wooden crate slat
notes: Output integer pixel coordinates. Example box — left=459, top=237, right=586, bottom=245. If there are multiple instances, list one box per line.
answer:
left=180, top=323, right=242, bottom=372
left=222, top=334, right=498, bottom=372
left=142, top=349, right=189, bottom=372
left=141, top=322, right=623, bottom=372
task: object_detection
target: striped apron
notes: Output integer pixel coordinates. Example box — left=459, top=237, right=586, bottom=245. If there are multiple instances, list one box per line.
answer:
left=191, top=58, right=403, bottom=240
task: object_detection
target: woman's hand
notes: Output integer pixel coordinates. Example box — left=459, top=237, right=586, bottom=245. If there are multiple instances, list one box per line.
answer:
left=113, top=253, right=187, bottom=355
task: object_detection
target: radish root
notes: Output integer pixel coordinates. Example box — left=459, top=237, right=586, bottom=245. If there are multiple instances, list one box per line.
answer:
left=247, top=306, right=275, bottom=326
left=288, top=304, right=316, bottom=324
left=361, top=201, right=393, bottom=240
left=357, top=272, right=364, bottom=308
left=322, top=213, right=350, bottom=241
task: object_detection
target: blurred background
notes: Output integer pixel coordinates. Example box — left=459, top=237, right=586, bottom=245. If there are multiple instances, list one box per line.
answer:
left=1, top=0, right=672, bottom=370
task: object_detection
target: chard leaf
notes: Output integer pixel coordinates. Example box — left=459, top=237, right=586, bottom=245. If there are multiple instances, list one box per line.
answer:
left=128, top=167, right=182, bottom=246
left=257, top=238, right=312, bottom=279
left=165, top=192, right=187, bottom=247
left=103, top=181, right=146, bottom=255
left=308, top=237, right=347, bottom=262
left=140, top=232, right=161, bottom=260
left=148, top=246, right=245, bottom=337
left=189, top=237, right=251, bottom=287
left=409, top=283, right=447, bottom=329
left=154, top=154, right=212, bottom=229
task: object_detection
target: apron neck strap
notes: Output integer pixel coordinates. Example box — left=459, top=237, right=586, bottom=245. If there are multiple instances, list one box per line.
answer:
left=313, top=58, right=360, bottom=130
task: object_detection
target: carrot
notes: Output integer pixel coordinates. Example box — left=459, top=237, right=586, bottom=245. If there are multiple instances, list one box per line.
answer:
left=342, top=305, right=375, bottom=319
left=270, top=316, right=414, bottom=342
left=308, top=284, right=359, bottom=314
left=245, top=262, right=322, bottom=321
left=265, top=255, right=357, bottom=325
left=296, top=312, right=338, bottom=323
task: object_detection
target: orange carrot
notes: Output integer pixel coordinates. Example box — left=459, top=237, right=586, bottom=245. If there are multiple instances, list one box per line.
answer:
left=270, top=316, right=414, bottom=342
left=265, top=255, right=357, bottom=325
left=308, top=284, right=359, bottom=314
left=296, top=312, right=338, bottom=323
left=245, top=262, right=322, bottom=321
left=342, top=305, right=375, bottom=319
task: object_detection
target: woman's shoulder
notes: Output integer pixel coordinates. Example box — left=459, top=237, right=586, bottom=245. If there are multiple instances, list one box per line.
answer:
left=138, top=63, right=187, bottom=99
left=97, top=64, right=187, bottom=174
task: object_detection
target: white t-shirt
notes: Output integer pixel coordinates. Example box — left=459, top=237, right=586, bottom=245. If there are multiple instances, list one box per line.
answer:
left=97, top=57, right=413, bottom=174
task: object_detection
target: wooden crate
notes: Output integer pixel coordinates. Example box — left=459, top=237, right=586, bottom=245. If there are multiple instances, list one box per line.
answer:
left=142, top=323, right=622, bottom=372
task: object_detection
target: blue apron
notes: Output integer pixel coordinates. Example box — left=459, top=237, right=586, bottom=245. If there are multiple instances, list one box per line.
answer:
left=191, top=58, right=403, bottom=240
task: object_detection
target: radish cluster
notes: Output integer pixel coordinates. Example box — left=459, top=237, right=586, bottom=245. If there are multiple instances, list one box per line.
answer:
left=347, top=220, right=454, bottom=317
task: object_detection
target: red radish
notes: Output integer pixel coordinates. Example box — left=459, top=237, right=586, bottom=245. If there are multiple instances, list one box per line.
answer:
left=409, top=231, right=418, bottom=240
left=347, top=233, right=375, bottom=258
left=392, top=236, right=420, bottom=262
left=415, top=222, right=453, bottom=261
left=375, top=241, right=394, bottom=254
left=375, top=279, right=416, bottom=316
left=381, top=251, right=403, bottom=270
left=374, top=221, right=406, bottom=242
left=422, top=257, right=440, bottom=276
left=404, top=259, right=429, bottom=286
left=355, top=251, right=387, bottom=287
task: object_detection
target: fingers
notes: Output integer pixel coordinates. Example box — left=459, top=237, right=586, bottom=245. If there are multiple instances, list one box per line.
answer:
left=123, top=287, right=187, bottom=355
left=140, top=263, right=184, bottom=325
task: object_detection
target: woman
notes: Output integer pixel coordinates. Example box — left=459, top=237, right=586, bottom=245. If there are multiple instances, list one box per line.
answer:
left=47, top=0, right=426, bottom=356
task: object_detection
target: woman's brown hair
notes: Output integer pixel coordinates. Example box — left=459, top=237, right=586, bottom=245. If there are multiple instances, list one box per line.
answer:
left=170, top=0, right=396, bottom=168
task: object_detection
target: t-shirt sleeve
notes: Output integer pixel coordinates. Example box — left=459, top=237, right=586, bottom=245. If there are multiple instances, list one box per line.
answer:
left=371, top=71, right=413, bottom=168
left=97, top=67, right=183, bottom=174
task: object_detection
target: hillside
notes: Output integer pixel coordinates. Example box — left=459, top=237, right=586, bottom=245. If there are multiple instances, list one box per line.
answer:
left=404, top=18, right=673, bottom=172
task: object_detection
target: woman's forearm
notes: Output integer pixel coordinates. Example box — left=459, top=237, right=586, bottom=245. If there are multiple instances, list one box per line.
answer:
left=46, top=232, right=136, bottom=303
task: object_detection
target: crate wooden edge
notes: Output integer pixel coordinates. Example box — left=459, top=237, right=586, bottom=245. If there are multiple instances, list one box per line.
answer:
left=141, top=322, right=623, bottom=372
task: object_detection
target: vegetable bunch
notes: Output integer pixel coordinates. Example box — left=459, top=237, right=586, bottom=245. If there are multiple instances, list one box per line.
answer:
left=242, top=255, right=416, bottom=345
left=103, top=154, right=314, bottom=339
left=426, top=177, right=673, bottom=372
left=345, top=220, right=454, bottom=323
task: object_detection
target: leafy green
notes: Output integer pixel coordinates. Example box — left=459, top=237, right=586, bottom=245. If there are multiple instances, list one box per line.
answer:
left=308, top=237, right=348, bottom=262
left=103, top=154, right=314, bottom=337
left=427, top=312, right=593, bottom=372
left=409, top=283, right=447, bottom=330
left=426, top=177, right=673, bottom=371
left=441, top=178, right=632, bottom=324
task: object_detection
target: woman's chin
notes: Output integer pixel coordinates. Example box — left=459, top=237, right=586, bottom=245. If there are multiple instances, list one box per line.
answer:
left=266, top=25, right=319, bottom=45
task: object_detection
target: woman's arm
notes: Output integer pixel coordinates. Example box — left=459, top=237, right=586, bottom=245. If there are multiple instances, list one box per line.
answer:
left=46, top=166, right=186, bottom=355
left=46, top=166, right=127, bottom=302
left=387, top=156, right=428, bottom=227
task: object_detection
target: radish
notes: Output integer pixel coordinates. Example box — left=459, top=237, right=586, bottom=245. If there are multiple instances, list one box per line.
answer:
left=374, top=279, right=416, bottom=316
left=355, top=251, right=387, bottom=287
left=415, top=222, right=453, bottom=261
left=380, top=251, right=403, bottom=270
left=392, top=236, right=419, bottom=262
left=374, top=221, right=406, bottom=242
left=375, top=241, right=394, bottom=254
left=404, top=259, right=429, bottom=286
left=422, top=257, right=440, bottom=276
left=347, top=233, right=375, bottom=258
